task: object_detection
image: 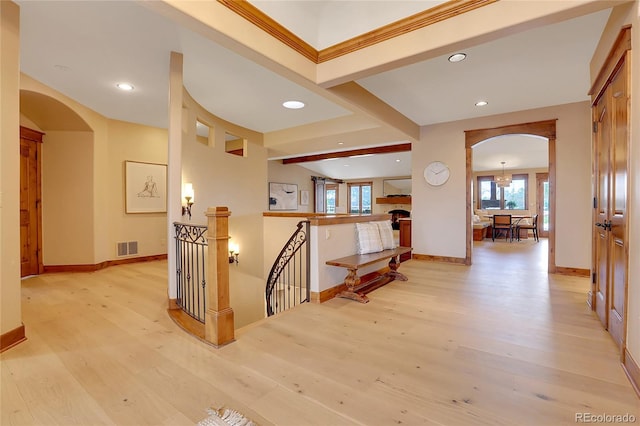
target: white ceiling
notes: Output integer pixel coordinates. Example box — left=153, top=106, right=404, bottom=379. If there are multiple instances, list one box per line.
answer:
left=472, top=135, right=549, bottom=173
left=356, top=10, right=608, bottom=126
left=16, top=1, right=610, bottom=180
left=17, top=0, right=350, bottom=132
left=295, top=150, right=412, bottom=180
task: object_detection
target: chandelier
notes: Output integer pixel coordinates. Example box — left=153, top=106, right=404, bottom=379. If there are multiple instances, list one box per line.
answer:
left=494, top=161, right=512, bottom=188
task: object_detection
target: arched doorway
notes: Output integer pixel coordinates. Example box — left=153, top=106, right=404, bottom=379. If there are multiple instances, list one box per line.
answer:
left=464, top=120, right=557, bottom=272
left=19, top=90, right=93, bottom=274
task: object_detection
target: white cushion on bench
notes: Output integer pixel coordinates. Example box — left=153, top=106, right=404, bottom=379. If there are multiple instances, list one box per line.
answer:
left=355, top=222, right=383, bottom=254
left=372, top=220, right=397, bottom=250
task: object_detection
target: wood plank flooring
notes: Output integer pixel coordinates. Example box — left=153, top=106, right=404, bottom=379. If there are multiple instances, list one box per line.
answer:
left=2, top=240, right=638, bottom=425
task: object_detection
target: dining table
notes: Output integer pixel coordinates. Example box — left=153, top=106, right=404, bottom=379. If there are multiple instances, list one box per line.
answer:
left=484, top=214, right=532, bottom=240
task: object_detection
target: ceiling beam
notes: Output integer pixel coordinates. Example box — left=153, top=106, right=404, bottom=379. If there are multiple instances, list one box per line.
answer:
left=282, top=143, right=411, bottom=165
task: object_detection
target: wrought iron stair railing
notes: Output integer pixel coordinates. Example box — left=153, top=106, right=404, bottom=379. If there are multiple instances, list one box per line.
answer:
left=266, top=220, right=310, bottom=316
left=174, top=222, right=208, bottom=323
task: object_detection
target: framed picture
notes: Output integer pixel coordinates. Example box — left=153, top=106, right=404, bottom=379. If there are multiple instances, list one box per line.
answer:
left=125, top=161, right=167, bottom=213
left=300, top=190, right=309, bottom=206
left=269, top=182, right=298, bottom=210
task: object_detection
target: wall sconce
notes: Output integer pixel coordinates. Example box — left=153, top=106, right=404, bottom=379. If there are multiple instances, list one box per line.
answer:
left=229, top=241, right=239, bottom=264
left=182, top=183, right=194, bottom=220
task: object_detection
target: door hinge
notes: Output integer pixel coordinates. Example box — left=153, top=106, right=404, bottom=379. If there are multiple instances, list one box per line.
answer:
left=592, top=121, right=598, bottom=133
left=592, top=272, right=596, bottom=284
left=593, top=197, right=597, bottom=209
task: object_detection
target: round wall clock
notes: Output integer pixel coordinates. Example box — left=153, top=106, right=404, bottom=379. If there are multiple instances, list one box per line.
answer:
left=424, top=161, right=450, bottom=186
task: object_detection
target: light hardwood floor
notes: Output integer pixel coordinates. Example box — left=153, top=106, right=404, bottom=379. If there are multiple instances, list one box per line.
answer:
left=2, top=240, right=638, bottom=425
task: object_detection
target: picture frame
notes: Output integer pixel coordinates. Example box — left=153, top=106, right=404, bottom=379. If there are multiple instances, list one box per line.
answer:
left=300, top=190, right=309, bottom=206
left=125, top=161, right=167, bottom=213
left=269, top=182, right=298, bottom=211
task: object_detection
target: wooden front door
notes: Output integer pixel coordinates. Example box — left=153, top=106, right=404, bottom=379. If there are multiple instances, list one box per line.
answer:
left=593, top=86, right=611, bottom=329
left=592, top=44, right=630, bottom=350
left=606, top=59, right=629, bottom=347
left=19, top=127, right=43, bottom=277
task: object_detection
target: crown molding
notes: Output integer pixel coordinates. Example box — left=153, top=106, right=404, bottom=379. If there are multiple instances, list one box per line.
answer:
left=318, top=0, right=498, bottom=63
left=217, top=0, right=318, bottom=62
left=218, top=0, right=497, bottom=64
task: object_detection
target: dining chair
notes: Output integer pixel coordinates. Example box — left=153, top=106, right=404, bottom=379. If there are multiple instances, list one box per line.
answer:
left=492, top=214, right=513, bottom=242
left=516, top=214, right=539, bottom=242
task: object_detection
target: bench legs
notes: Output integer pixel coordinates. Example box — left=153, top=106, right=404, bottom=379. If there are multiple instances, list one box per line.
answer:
left=336, top=256, right=408, bottom=304
left=336, top=268, right=370, bottom=303
left=387, top=255, right=408, bottom=282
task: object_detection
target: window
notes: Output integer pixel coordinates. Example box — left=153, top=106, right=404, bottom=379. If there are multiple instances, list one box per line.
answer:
left=225, top=131, right=245, bottom=157
left=477, top=174, right=527, bottom=210
left=478, top=176, right=499, bottom=209
left=312, top=178, right=342, bottom=213
left=503, top=174, right=527, bottom=209
left=348, top=182, right=372, bottom=214
left=326, top=183, right=339, bottom=214
left=195, top=120, right=211, bottom=146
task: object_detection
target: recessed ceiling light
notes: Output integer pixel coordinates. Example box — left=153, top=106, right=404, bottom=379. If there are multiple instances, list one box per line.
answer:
left=116, top=83, right=134, bottom=91
left=337, top=142, right=344, bottom=145
left=448, top=53, right=467, bottom=63
left=396, top=159, right=401, bottom=163
left=343, top=164, right=350, bottom=167
left=282, top=100, right=305, bottom=109
left=475, top=100, right=488, bottom=107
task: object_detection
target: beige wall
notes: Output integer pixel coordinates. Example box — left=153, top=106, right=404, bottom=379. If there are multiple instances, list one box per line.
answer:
left=591, top=2, right=640, bottom=368
left=107, top=120, right=168, bottom=259
left=41, top=131, right=95, bottom=265
left=181, top=96, right=268, bottom=281
left=229, top=268, right=266, bottom=328
left=413, top=101, right=592, bottom=269
left=1, top=1, right=22, bottom=335
left=20, top=76, right=169, bottom=266
left=267, top=160, right=316, bottom=213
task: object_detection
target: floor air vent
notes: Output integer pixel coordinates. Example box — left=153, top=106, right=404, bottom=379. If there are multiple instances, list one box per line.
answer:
left=116, top=241, right=139, bottom=257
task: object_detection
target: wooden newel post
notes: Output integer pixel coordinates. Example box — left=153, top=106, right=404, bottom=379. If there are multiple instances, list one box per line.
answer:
left=204, top=206, right=235, bottom=347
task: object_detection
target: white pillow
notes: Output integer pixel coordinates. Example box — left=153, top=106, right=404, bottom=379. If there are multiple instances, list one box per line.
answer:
left=473, top=214, right=481, bottom=223
left=372, top=220, right=397, bottom=250
left=355, top=222, right=383, bottom=254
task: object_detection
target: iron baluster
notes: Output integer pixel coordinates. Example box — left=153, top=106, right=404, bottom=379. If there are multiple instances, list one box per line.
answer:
left=265, top=220, right=310, bottom=316
left=173, top=222, right=208, bottom=323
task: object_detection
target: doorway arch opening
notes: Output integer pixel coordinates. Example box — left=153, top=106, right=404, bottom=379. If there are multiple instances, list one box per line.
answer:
left=465, top=120, right=557, bottom=272
left=19, top=89, right=95, bottom=274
